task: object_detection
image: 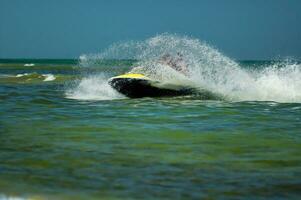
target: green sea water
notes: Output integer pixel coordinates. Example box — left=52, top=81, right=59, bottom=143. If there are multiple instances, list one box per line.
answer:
left=0, top=58, right=300, bottom=200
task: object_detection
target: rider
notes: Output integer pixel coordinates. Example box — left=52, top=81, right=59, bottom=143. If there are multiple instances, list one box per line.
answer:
left=130, top=52, right=189, bottom=76
left=159, top=52, right=189, bottom=76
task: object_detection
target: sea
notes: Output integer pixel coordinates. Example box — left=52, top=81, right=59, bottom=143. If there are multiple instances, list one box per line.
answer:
left=0, top=35, right=300, bottom=199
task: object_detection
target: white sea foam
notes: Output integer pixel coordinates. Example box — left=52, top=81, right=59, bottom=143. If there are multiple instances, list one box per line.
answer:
left=24, top=63, right=35, bottom=67
left=14, top=73, right=56, bottom=82
left=66, top=74, right=124, bottom=100
left=16, top=73, right=29, bottom=77
left=71, top=34, right=301, bottom=102
left=0, top=194, right=27, bottom=200
left=43, top=74, right=56, bottom=81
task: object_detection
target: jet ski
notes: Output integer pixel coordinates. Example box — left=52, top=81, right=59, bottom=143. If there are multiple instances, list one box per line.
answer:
left=108, top=73, right=195, bottom=98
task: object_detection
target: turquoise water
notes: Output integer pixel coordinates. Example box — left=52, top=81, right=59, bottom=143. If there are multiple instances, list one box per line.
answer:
left=1, top=58, right=301, bottom=199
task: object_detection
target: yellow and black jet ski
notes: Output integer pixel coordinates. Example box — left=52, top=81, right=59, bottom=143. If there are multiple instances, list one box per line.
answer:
left=108, top=73, right=195, bottom=98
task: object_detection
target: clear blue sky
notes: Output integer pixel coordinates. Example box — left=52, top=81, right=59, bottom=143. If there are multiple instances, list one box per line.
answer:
left=0, top=0, right=300, bottom=60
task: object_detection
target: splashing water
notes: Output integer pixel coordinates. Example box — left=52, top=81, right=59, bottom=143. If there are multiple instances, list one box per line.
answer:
left=68, top=34, right=301, bottom=102
left=66, top=74, right=124, bottom=100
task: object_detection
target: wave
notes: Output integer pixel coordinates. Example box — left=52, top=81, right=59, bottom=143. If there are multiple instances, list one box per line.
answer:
left=69, top=34, right=301, bottom=103
left=0, top=194, right=27, bottom=200
left=43, top=74, right=56, bottom=81
left=14, top=72, right=56, bottom=81
left=0, top=72, right=62, bottom=84
left=24, top=63, right=35, bottom=67
left=15, top=73, right=56, bottom=81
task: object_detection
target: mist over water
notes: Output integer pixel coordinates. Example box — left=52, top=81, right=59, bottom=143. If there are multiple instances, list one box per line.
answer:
left=68, top=34, right=301, bottom=103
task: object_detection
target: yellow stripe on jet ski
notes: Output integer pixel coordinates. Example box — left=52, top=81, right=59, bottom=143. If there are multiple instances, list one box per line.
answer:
left=113, top=73, right=150, bottom=79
